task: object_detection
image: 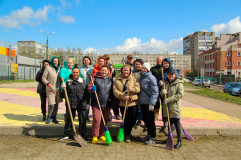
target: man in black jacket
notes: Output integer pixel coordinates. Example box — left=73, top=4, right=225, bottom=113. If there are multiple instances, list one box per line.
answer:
left=36, top=60, right=50, bottom=121
left=61, top=65, right=87, bottom=140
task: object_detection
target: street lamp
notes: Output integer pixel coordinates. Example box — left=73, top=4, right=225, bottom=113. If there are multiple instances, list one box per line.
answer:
left=40, top=30, right=55, bottom=60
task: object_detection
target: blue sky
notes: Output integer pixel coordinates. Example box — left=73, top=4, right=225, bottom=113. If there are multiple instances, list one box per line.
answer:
left=0, top=0, right=241, bottom=54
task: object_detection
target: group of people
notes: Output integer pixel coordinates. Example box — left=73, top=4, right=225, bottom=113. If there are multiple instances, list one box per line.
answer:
left=36, top=54, right=184, bottom=149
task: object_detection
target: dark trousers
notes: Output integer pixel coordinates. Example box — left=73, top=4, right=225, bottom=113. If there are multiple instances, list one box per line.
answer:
left=113, top=105, right=120, bottom=117
left=85, top=86, right=91, bottom=118
left=64, top=107, right=86, bottom=137
left=141, top=104, right=156, bottom=138
left=40, top=92, right=47, bottom=115
left=120, top=105, right=138, bottom=137
left=170, top=118, right=182, bottom=140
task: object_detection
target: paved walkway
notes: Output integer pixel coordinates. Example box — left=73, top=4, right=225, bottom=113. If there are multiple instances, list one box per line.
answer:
left=0, top=87, right=241, bottom=136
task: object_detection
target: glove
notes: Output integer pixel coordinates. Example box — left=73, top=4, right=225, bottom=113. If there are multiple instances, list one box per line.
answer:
left=164, top=98, right=170, bottom=104
left=92, top=85, right=97, bottom=91
left=149, top=104, right=155, bottom=111
left=160, top=89, right=167, bottom=95
left=159, top=80, right=164, bottom=86
left=61, top=83, right=66, bottom=88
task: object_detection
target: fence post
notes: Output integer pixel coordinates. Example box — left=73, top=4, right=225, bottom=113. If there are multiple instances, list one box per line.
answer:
left=8, top=65, right=9, bottom=81
left=24, top=67, right=25, bottom=80
left=30, top=68, right=31, bottom=80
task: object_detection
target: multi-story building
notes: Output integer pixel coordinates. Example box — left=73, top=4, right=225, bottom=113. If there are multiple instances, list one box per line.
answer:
left=183, top=31, right=215, bottom=69
left=198, top=32, right=241, bottom=81
left=109, top=53, right=191, bottom=76
left=17, top=41, right=55, bottom=59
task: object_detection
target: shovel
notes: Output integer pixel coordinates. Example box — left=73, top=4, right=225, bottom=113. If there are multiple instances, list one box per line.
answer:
left=62, top=78, right=87, bottom=147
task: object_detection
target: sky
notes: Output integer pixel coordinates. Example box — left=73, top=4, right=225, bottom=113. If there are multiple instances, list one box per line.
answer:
left=0, top=0, right=241, bottom=55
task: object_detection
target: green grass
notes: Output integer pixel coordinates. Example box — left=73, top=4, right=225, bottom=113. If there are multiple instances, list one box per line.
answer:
left=186, top=85, right=241, bottom=105
left=0, top=79, right=36, bottom=83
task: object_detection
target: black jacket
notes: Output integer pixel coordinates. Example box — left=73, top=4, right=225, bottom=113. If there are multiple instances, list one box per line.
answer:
left=66, top=76, right=87, bottom=109
left=36, top=68, right=46, bottom=94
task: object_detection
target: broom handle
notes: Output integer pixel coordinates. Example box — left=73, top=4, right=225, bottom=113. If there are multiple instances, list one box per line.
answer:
left=122, top=90, right=129, bottom=123
left=62, top=78, right=77, bottom=135
left=90, top=76, right=107, bottom=126
left=161, top=69, right=172, bottom=132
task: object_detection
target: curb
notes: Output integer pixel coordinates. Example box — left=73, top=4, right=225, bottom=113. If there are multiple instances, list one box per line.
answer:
left=1, top=126, right=241, bottom=137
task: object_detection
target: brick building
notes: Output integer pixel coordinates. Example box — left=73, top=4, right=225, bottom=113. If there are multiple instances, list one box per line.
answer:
left=198, top=32, right=241, bottom=81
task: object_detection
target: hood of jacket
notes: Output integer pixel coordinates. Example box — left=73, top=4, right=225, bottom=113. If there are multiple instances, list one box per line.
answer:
left=93, top=57, right=106, bottom=70
left=167, top=77, right=184, bottom=85
left=67, top=75, right=83, bottom=83
left=162, top=58, right=172, bottom=70
left=140, top=71, right=152, bottom=79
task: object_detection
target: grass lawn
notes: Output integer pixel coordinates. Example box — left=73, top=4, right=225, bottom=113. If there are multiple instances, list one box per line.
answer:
left=0, top=79, right=35, bottom=83
left=184, top=82, right=241, bottom=105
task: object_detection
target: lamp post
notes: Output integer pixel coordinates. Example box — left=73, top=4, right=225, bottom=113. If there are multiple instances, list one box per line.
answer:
left=40, top=30, right=55, bottom=60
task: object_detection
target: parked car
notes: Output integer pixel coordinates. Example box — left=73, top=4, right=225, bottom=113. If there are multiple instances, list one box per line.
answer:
left=192, top=79, right=203, bottom=86
left=202, top=79, right=211, bottom=88
left=223, top=82, right=241, bottom=96
left=239, top=88, right=241, bottom=98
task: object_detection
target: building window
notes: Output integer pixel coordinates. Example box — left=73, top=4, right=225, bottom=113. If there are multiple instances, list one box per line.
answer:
left=226, top=61, right=231, bottom=66
left=238, top=62, right=241, bottom=66
left=227, top=52, right=231, bottom=56
left=238, top=52, right=241, bottom=56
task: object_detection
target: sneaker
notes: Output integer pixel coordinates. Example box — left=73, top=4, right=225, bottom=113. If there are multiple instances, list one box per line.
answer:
left=42, top=115, right=46, bottom=121
left=58, top=136, right=69, bottom=141
left=46, top=117, right=51, bottom=124
left=116, top=115, right=122, bottom=120
left=125, top=135, right=131, bottom=143
left=144, top=137, right=156, bottom=145
left=99, top=136, right=106, bottom=142
left=92, top=137, right=98, bottom=144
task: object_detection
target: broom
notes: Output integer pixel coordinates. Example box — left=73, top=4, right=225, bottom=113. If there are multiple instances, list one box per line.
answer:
left=90, top=77, right=112, bottom=145
left=117, top=89, right=129, bottom=143
left=61, top=78, right=87, bottom=147
left=161, top=69, right=174, bottom=150
left=181, top=124, right=195, bottom=141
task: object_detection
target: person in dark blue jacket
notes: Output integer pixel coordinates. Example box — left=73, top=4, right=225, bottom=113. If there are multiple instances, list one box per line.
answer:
left=139, top=63, right=159, bottom=145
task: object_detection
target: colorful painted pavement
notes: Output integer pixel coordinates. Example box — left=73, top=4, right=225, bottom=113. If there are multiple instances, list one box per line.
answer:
left=0, top=88, right=241, bottom=129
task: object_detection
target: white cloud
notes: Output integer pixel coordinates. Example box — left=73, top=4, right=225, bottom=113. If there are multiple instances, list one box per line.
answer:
left=59, top=15, right=75, bottom=23
left=114, top=37, right=182, bottom=54
left=211, top=16, right=241, bottom=35
left=84, top=47, right=96, bottom=54
left=0, top=6, right=52, bottom=29
left=87, top=37, right=183, bottom=55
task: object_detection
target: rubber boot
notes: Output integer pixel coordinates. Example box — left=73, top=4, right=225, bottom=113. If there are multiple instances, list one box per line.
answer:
left=92, top=137, right=97, bottom=144
left=42, top=114, right=46, bottom=121
left=52, top=115, right=59, bottom=124
left=174, top=139, right=182, bottom=149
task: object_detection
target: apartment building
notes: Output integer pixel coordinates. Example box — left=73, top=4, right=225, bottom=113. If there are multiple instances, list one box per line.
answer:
left=183, top=31, right=215, bottom=69
left=198, top=32, right=241, bottom=80
left=109, top=53, right=191, bottom=76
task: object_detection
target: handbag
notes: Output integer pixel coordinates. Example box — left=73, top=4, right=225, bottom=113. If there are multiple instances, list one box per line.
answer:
left=37, top=82, right=46, bottom=94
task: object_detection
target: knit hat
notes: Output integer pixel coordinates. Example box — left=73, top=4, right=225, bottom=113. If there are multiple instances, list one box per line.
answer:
left=142, top=63, right=151, bottom=72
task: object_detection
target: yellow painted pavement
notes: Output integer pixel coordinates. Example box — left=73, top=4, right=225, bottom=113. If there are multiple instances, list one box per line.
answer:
left=183, top=107, right=241, bottom=124
left=0, top=88, right=39, bottom=98
left=1, top=88, right=241, bottom=127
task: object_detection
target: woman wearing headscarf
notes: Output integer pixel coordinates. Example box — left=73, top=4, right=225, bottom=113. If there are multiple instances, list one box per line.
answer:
left=92, top=56, right=111, bottom=78
left=42, top=56, right=62, bottom=124
left=113, top=64, right=140, bottom=143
